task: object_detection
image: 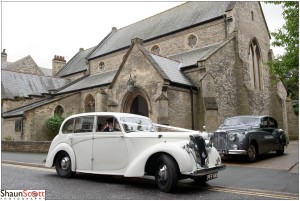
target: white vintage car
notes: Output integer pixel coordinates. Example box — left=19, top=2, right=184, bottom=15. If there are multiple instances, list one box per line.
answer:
left=45, top=112, right=225, bottom=192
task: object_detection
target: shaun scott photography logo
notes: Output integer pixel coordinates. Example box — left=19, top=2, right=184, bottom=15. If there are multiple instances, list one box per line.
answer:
left=0, top=190, right=45, bottom=200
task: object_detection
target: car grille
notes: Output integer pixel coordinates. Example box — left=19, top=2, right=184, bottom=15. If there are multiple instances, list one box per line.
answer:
left=213, top=132, right=227, bottom=150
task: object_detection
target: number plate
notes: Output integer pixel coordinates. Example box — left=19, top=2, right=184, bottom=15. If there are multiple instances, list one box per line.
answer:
left=206, top=172, right=218, bottom=181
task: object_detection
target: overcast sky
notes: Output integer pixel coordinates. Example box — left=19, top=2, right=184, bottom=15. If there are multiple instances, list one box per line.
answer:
left=2, top=1, right=285, bottom=69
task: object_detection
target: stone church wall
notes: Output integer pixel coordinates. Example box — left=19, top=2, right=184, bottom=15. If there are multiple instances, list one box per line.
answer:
left=167, top=87, right=193, bottom=129
left=1, top=117, right=22, bottom=141
left=24, top=93, right=81, bottom=141
left=2, top=96, right=46, bottom=113
left=89, top=18, right=226, bottom=76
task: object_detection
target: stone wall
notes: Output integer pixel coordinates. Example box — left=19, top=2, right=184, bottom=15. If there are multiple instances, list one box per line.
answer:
left=24, top=93, right=81, bottom=141
left=2, top=96, right=47, bottom=112
left=89, top=18, right=226, bottom=76
left=2, top=141, right=51, bottom=153
left=6, top=56, right=43, bottom=75
left=1, top=118, right=22, bottom=141
left=286, top=100, right=299, bottom=140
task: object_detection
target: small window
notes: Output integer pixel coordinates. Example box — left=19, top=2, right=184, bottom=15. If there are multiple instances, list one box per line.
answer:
left=74, top=116, right=95, bottom=133
left=15, top=119, right=22, bottom=132
left=151, top=45, right=160, bottom=54
left=54, top=105, right=64, bottom=116
left=62, top=118, right=74, bottom=134
left=251, top=11, right=254, bottom=21
left=187, top=34, right=197, bottom=48
left=99, top=61, right=105, bottom=71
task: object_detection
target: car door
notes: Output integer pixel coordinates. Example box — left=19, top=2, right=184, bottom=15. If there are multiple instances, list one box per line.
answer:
left=92, top=115, right=128, bottom=172
left=259, top=117, right=277, bottom=153
left=69, top=115, right=95, bottom=171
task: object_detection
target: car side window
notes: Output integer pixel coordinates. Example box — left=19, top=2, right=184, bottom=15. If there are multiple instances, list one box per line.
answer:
left=269, top=117, right=278, bottom=128
left=96, top=116, right=121, bottom=132
left=74, top=116, right=94, bottom=133
left=261, top=118, right=268, bottom=128
left=62, top=118, right=74, bottom=134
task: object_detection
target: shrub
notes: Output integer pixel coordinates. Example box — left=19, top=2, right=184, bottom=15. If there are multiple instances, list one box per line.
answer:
left=45, top=115, right=65, bottom=138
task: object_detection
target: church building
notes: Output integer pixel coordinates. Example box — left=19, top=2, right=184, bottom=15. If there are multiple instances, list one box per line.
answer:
left=2, top=2, right=298, bottom=141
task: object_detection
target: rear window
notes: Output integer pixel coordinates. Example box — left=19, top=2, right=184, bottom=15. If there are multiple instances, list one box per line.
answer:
left=62, top=116, right=95, bottom=134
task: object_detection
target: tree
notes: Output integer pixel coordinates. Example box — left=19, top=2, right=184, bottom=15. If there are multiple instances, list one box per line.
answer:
left=266, top=1, right=299, bottom=114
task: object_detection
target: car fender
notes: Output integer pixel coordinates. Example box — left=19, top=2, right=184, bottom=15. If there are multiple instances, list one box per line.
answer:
left=45, top=143, right=76, bottom=171
left=124, top=142, right=193, bottom=177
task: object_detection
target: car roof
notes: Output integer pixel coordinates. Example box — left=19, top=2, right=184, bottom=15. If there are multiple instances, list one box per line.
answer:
left=64, top=112, right=150, bottom=120
left=225, top=115, right=271, bottom=119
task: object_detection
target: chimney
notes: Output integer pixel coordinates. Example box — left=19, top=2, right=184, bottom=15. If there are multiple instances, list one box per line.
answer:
left=52, top=55, right=66, bottom=76
left=2, top=49, right=7, bottom=63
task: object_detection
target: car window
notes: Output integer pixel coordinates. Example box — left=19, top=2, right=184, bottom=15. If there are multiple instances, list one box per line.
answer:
left=120, top=117, right=155, bottom=133
left=261, top=117, right=268, bottom=128
left=74, top=116, right=95, bottom=133
left=62, top=118, right=74, bottom=134
left=268, top=117, right=278, bottom=128
left=96, top=116, right=121, bottom=132
left=222, top=117, right=260, bottom=127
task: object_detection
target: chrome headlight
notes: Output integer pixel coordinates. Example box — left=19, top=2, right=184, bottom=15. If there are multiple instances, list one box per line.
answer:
left=205, top=135, right=213, bottom=148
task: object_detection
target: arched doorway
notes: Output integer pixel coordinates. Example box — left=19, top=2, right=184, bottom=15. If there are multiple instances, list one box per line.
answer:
left=130, top=95, right=149, bottom=117
left=122, top=89, right=150, bottom=117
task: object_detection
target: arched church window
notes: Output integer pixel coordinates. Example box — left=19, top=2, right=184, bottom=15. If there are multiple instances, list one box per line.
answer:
left=85, top=94, right=95, bottom=112
left=54, top=105, right=64, bottom=116
left=187, top=34, right=197, bottom=48
left=99, top=61, right=105, bottom=71
left=248, top=39, right=263, bottom=91
left=151, top=45, right=160, bottom=54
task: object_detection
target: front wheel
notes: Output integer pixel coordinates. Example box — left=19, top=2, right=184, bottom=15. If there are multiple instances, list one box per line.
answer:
left=247, top=144, right=258, bottom=162
left=55, top=152, right=75, bottom=178
left=276, top=145, right=284, bottom=155
left=155, top=155, right=179, bottom=193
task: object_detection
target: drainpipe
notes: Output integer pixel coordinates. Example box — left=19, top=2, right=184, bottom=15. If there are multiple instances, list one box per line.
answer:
left=21, top=117, right=25, bottom=141
left=223, top=14, right=228, bottom=38
left=190, top=87, right=195, bottom=130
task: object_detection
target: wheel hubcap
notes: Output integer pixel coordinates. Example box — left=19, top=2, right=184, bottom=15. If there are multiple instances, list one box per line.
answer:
left=61, top=156, right=70, bottom=170
left=248, top=146, right=255, bottom=159
left=158, top=165, right=168, bottom=182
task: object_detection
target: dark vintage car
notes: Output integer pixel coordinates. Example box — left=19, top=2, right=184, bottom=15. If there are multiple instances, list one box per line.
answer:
left=212, top=115, right=288, bottom=162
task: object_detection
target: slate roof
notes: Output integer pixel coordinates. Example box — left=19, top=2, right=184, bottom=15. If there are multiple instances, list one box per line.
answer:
left=40, top=67, right=52, bottom=76
left=169, top=43, right=222, bottom=68
left=1, top=70, right=70, bottom=99
left=57, top=47, right=94, bottom=77
left=57, top=70, right=117, bottom=94
left=88, top=1, right=233, bottom=59
left=138, top=45, right=193, bottom=86
left=150, top=54, right=193, bottom=86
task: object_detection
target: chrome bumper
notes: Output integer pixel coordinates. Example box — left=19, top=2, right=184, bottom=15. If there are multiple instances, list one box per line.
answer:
left=219, top=149, right=247, bottom=155
left=188, top=165, right=226, bottom=177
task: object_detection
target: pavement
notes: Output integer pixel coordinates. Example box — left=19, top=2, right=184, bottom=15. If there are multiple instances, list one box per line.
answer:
left=1, top=141, right=299, bottom=173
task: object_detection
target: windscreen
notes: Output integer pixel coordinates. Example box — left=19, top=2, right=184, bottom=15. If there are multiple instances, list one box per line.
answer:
left=120, top=117, right=156, bottom=133
left=222, top=116, right=260, bottom=127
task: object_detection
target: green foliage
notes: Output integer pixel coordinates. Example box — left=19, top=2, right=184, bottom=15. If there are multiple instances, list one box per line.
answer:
left=266, top=1, right=299, bottom=114
left=45, top=115, right=65, bottom=137
left=4, top=136, right=14, bottom=141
